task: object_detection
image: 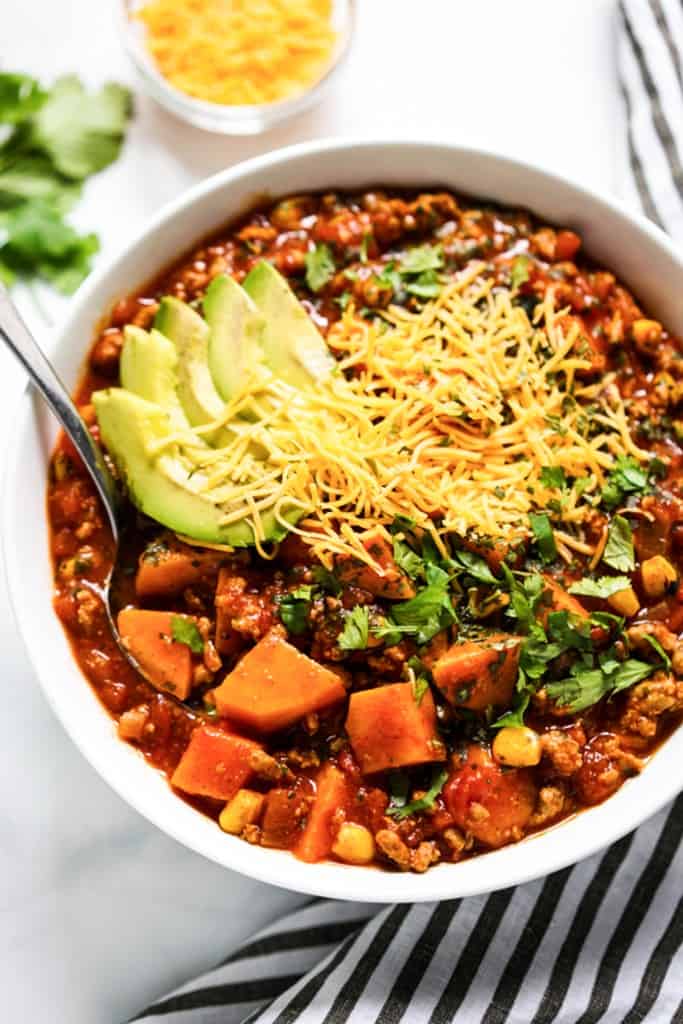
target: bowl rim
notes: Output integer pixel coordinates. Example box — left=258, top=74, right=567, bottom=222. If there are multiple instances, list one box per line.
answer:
left=5, top=137, right=683, bottom=903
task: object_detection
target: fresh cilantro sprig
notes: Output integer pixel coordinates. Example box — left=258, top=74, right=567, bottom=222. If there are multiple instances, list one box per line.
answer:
left=602, top=515, right=635, bottom=572
left=539, top=465, right=566, bottom=490
left=304, top=242, right=335, bottom=292
left=510, top=254, right=530, bottom=290
left=546, top=655, right=660, bottom=713
left=0, top=72, right=132, bottom=292
left=568, top=575, right=631, bottom=599
left=386, top=766, right=449, bottom=820
left=601, top=456, right=650, bottom=509
left=338, top=605, right=371, bottom=650
left=374, top=562, right=457, bottom=646
left=529, top=512, right=557, bottom=564
left=276, top=585, right=315, bottom=635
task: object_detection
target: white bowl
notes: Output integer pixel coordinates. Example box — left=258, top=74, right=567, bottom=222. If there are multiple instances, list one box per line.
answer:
left=5, top=140, right=683, bottom=903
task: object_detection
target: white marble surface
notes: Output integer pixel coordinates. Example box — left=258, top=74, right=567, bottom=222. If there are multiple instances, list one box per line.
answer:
left=1, top=2, right=621, bottom=1021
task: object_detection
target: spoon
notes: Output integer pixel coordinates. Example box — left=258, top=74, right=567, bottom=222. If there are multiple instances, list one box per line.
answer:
left=0, top=284, right=150, bottom=684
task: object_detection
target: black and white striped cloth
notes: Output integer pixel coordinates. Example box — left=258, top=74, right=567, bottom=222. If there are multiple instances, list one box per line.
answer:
left=131, top=3, right=683, bottom=1021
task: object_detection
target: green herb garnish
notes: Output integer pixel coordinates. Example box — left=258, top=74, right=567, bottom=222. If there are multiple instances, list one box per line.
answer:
left=386, top=564, right=457, bottom=645
left=0, top=73, right=131, bottom=292
left=529, top=512, right=557, bottom=564
left=601, top=456, right=650, bottom=509
left=400, top=244, right=444, bottom=274
left=411, top=674, right=430, bottom=706
left=510, top=254, right=530, bottom=290
left=170, top=615, right=204, bottom=654
left=602, top=515, right=635, bottom=573
left=387, top=767, right=449, bottom=820
left=540, top=465, right=567, bottom=490
left=546, top=656, right=658, bottom=713
left=304, top=242, right=335, bottom=292
left=277, top=586, right=315, bottom=635
left=338, top=605, right=370, bottom=650
left=311, top=565, right=342, bottom=596
left=569, top=575, right=632, bottom=599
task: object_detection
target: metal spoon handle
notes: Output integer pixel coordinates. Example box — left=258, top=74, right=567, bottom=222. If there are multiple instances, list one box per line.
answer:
left=0, top=284, right=120, bottom=540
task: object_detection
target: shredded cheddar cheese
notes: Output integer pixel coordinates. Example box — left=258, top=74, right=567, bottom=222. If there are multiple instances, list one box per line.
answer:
left=152, top=265, right=648, bottom=569
left=135, top=0, right=337, bottom=107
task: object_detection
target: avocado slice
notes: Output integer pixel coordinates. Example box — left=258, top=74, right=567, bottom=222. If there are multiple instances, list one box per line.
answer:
left=204, top=274, right=266, bottom=407
left=93, top=388, right=302, bottom=546
left=120, top=326, right=190, bottom=431
left=154, top=297, right=231, bottom=446
left=243, top=261, right=335, bottom=390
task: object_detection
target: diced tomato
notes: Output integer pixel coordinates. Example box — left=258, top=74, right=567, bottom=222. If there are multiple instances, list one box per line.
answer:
left=444, top=745, right=537, bottom=848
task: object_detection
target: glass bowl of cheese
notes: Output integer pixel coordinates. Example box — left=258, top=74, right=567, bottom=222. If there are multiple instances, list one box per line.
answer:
left=119, top=0, right=355, bottom=134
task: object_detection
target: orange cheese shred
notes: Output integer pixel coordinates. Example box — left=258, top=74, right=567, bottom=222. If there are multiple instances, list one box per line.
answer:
left=135, top=0, right=337, bottom=106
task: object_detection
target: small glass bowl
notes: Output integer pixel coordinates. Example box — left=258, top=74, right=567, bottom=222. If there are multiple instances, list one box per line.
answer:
left=118, top=0, right=355, bottom=135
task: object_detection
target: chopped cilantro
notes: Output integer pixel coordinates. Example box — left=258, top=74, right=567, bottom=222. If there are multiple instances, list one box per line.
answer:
left=170, top=615, right=204, bottom=654
left=387, top=767, right=448, bottom=820
left=359, top=232, right=371, bottom=263
left=374, top=261, right=402, bottom=295
left=388, top=564, right=457, bottom=645
left=546, top=656, right=658, bottom=713
left=400, top=244, right=444, bottom=274
left=311, top=565, right=342, bottom=596
left=392, top=537, right=424, bottom=580
left=501, top=566, right=545, bottom=632
left=602, top=515, right=635, bottom=573
left=304, top=242, right=335, bottom=292
left=540, top=465, right=566, bottom=490
left=492, top=689, right=531, bottom=730
left=601, top=456, right=650, bottom=509
left=405, top=269, right=441, bottom=298
left=411, top=674, right=430, bottom=705
left=389, top=514, right=417, bottom=534
left=338, top=605, right=370, bottom=650
left=510, top=254, right=530, bottom=290
left=569, top=575, right=631, bottom=599
left=529, top=512, right=557, bottom=564
left=277, top=586, right=315, bottom=635
left=452, top=548, right=499, bottom=586
left=642, top=634, right=671, bottom=670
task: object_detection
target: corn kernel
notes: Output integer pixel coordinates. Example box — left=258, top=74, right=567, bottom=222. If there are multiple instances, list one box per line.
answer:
left=631, top=318, right=662, bottom=355
left=608, top=586, right=641, bottom=617
left=219, top=789, right=265, bottom=835
left=640, top=555, right=677, bottom=600
left=492, top=726, right=542, bottom=767
left=332, top=822, right=375, bottom=865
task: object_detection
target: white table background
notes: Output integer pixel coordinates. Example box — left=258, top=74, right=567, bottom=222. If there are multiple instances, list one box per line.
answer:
left=1, top=2, right=621, bottom=1021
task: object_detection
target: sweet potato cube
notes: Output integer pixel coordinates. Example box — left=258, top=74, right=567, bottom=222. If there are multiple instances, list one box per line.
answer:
left=432, top=634, right=521, bottom=711
left=212, top=631, right=347, bottom=733
left=171, top=725, right=261, bottom=801
left=540, top=575, right=589, bottom=625
left=296, top=763, right=349, bottom=863
left=136, top=542, right=222, bottom=598
left=117, top=608, right=194, bottom=699
left=345, top=683, right=445, bottom=775
left=337, top=528, right=415, bottom=600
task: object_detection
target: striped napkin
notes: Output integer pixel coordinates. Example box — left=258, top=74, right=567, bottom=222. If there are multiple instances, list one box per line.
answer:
left=131, top=3, right=683, bottom=1022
